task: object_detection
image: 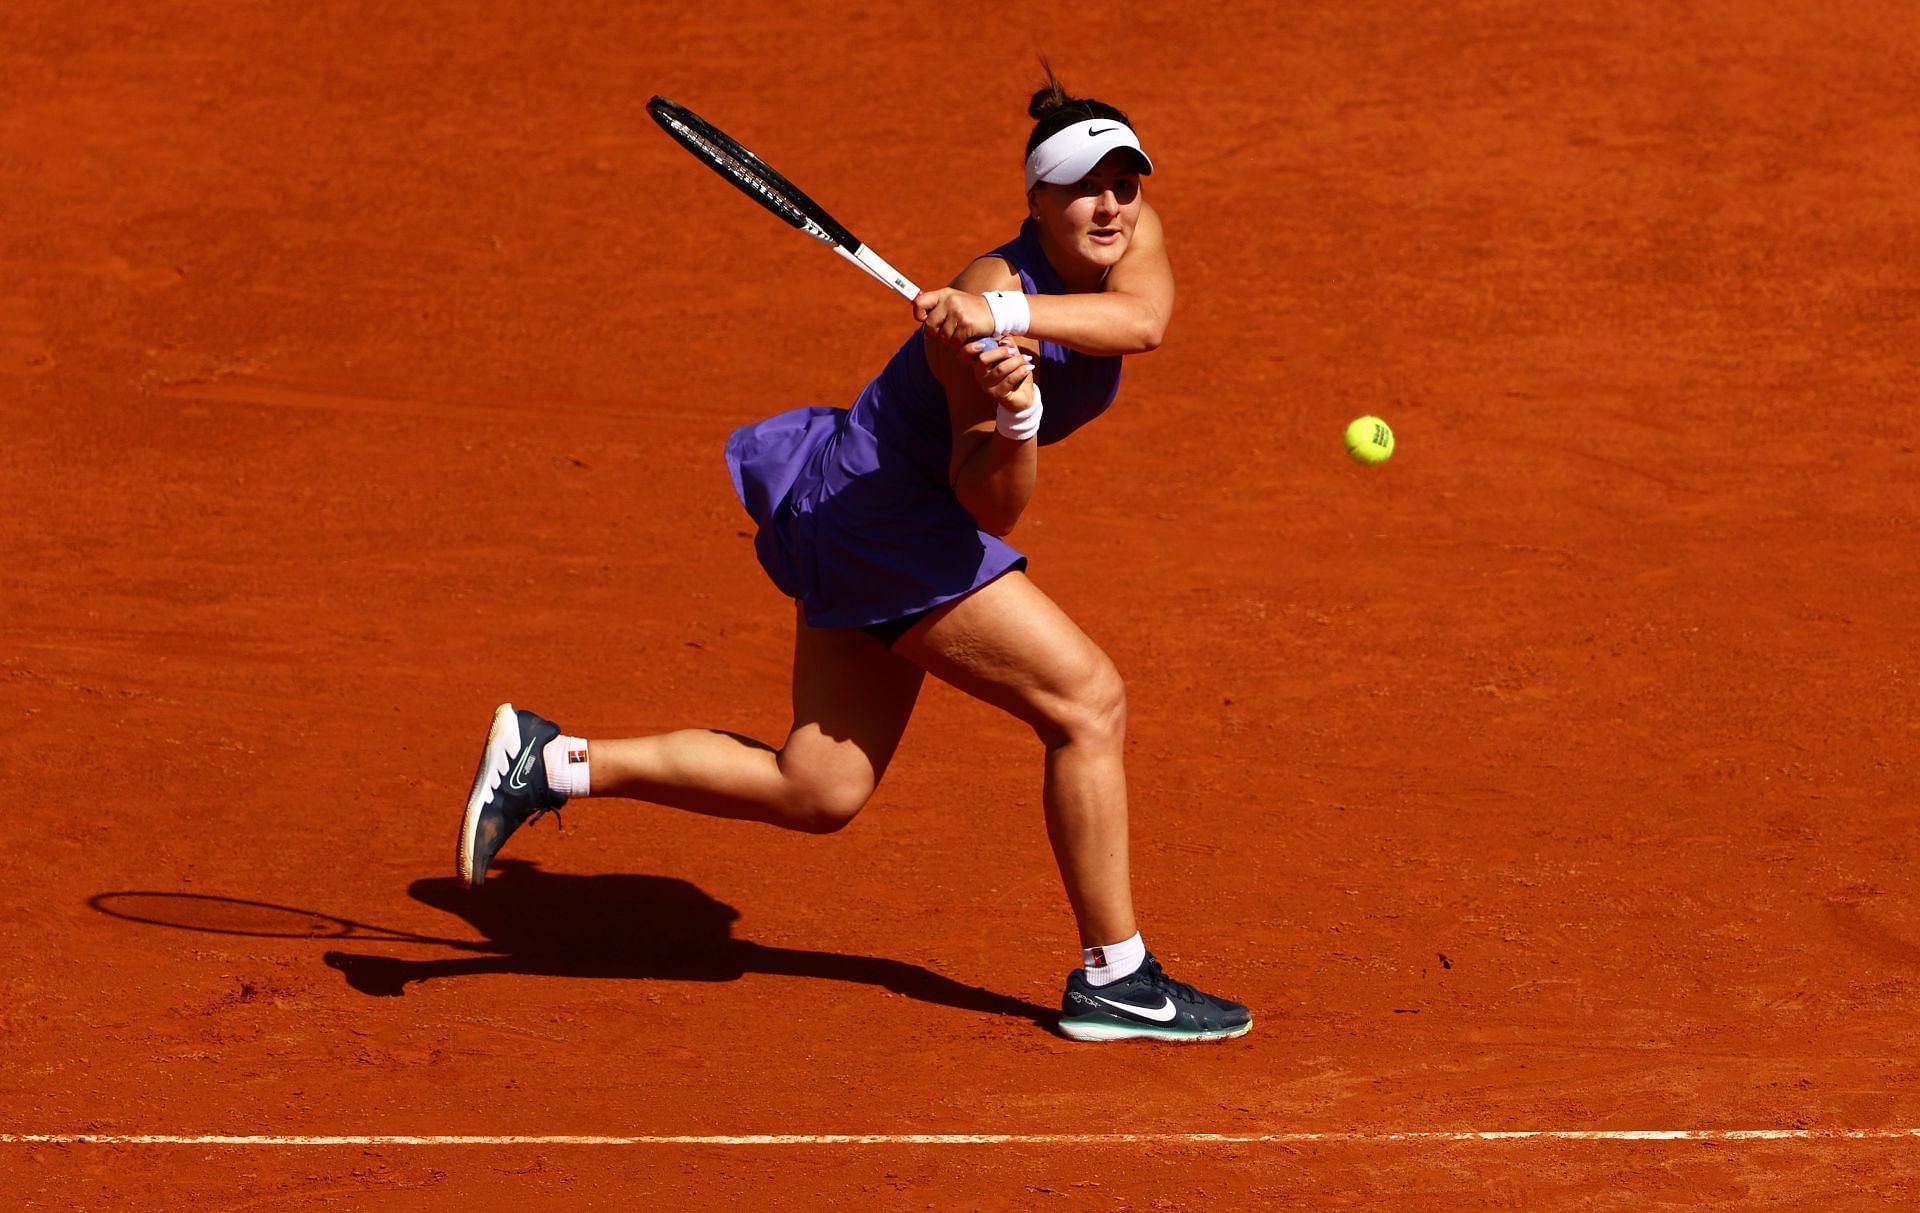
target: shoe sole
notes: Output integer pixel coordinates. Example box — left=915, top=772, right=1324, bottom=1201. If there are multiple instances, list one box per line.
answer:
left=1058, top=1018, right=1253, bottom=1043
left=458, top=703, right=521, bottom=888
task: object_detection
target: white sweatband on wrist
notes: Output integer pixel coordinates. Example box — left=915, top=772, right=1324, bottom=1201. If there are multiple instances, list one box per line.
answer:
left=996, top=380, right=1043, bottom=442
left=982, top=291, right=1031, bottom=339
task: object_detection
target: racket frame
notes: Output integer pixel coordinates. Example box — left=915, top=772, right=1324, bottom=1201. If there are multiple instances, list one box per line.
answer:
left=647, top=96, right=920, bottom=300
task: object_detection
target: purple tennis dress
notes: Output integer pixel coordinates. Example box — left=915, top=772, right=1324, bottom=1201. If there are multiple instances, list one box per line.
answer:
left=725, top=220, right=1123, bottom=630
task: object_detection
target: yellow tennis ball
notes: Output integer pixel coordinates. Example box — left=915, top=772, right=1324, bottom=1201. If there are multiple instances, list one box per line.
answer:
left=1344, top=415, right=1394, bottom=465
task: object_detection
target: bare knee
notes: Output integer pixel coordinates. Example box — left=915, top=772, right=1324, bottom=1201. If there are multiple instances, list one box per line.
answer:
left=1037, top=658, right=1127, bottom=750
left=782, top=774, right=873, bottom=834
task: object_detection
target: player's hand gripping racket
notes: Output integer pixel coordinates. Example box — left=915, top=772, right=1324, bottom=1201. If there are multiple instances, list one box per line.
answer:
left=647, top=96, right=920, bottom=300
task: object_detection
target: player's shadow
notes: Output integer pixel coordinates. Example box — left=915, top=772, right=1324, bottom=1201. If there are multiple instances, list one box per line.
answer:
left=322, top=859, right=1053, bottom=1027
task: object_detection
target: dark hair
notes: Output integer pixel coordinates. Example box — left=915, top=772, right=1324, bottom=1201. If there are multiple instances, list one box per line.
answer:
left=1025, top=58, right=1134, bottom=156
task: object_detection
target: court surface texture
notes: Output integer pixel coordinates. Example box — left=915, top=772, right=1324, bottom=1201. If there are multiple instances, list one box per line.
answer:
left=4, top=1, right=1917, bottom=1207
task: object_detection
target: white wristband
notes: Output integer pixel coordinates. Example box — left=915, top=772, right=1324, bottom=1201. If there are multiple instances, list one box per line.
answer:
left=996, top=380, right=1043, bottom=442
left=982, top=291, right=1031, bottom=339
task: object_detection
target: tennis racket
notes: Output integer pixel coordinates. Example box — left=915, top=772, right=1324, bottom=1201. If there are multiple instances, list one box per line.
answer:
left=647, top=96, right=920, bottom=300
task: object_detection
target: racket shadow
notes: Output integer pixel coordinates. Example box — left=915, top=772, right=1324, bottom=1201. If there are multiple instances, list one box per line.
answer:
left=315, top=859, right=1054, bottom=1026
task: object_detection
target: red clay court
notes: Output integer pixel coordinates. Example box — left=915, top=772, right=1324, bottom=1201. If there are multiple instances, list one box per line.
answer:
left=4, top=1, right=1918, bottom=1207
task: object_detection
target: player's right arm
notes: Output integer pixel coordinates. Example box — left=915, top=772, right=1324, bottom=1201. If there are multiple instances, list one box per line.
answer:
left=925, top=257, right=1038, bottom=537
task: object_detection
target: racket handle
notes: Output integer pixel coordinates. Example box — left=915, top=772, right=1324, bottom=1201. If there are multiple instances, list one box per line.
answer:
left=837, top=243, right=918, bottom=300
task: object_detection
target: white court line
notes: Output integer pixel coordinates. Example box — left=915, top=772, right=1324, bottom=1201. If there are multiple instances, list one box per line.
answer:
left=4, top=1130, right=1919, bottom=1146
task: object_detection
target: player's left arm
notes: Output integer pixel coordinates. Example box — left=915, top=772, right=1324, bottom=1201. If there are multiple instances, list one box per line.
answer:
left=914, top=201, right=1174, bottom=357
left=1029, top=200, right=1173, bottom=355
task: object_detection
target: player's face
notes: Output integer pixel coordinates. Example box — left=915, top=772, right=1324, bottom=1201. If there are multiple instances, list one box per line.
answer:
left=1028, top=151, right=1145, bottom=280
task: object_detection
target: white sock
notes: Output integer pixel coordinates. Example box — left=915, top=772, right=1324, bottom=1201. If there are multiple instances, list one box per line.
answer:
left=1081, top=932, right=1146, bottom=987
left=542, top=735, right=591, bottom=799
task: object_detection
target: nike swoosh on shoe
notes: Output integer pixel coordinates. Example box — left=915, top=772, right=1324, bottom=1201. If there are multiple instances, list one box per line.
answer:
left=507, top=743, right=537, bottom=791
left=1093, top=994, right=1177, bottom=1022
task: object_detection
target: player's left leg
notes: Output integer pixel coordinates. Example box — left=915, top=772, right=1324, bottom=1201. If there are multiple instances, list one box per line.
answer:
left=892, top=571, right=1250, bottom=1042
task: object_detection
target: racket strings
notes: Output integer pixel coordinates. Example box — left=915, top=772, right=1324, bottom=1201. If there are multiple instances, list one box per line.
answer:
left=660, top=117, right=807, bottom=226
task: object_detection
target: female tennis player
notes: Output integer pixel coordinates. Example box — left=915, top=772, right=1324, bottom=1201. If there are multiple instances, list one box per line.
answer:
left=459, top=71, right=1250, bottom=1043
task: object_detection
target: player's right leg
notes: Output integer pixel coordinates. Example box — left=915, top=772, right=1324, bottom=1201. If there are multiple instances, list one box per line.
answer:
left=458, top=605, right=924, bottom=886
left=588, top=606, right=925, bottom=830
left=459, top=704, right=569, bottom=888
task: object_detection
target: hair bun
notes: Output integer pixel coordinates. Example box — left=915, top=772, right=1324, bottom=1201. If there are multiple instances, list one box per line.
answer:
left=1028, top=84, right=1071, bottom=120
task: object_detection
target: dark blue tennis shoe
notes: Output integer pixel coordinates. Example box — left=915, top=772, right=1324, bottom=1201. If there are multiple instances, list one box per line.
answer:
left=458, top=703, right=566, bottom=887
left=1059, top=953, right=1252, bottom=1042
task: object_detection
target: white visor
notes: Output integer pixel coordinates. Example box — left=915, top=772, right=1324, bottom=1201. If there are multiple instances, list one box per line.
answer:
left=1023, top=119, right=1154, bottom=192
